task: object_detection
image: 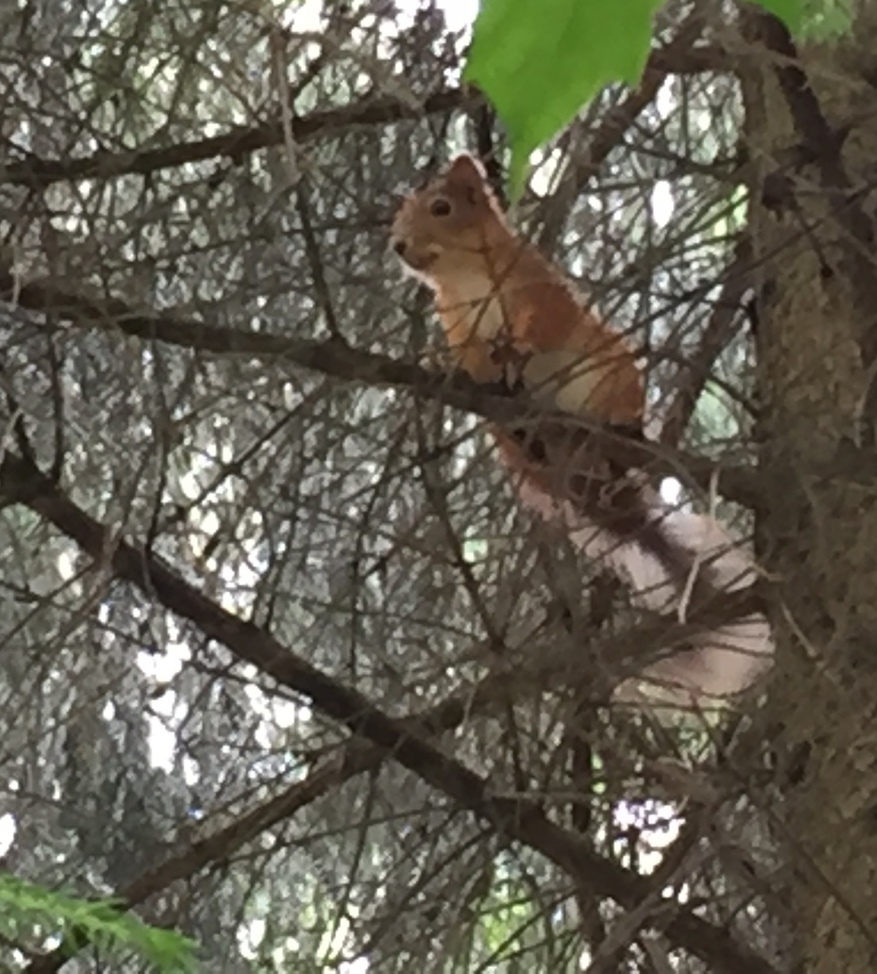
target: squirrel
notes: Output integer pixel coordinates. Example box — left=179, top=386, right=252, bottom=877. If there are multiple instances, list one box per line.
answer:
left=390, top=153, right=773, bottom=707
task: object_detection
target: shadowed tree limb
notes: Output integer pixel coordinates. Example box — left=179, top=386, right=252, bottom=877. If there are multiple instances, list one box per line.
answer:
left=659, top=236, right=755, bottom=448
left=0, top=89, right=475, bottom=190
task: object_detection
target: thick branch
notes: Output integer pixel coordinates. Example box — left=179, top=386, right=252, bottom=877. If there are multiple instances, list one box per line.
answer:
left=0, top=89, right=473, bottom=190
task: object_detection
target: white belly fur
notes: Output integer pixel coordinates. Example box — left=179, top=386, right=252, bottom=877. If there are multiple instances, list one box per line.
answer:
left=520, top=349, right=605, bottom=414
left=443, top=278, right=509, bottom=343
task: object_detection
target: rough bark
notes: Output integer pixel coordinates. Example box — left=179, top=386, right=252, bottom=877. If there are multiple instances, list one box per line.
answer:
left=742, top=9, right=877, bottom=970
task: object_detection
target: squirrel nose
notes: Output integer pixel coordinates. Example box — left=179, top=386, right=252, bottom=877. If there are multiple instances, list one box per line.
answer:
left=392, top=239, right=406, bottom=257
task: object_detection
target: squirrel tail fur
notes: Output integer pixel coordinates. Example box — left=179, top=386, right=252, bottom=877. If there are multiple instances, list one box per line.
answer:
left=515, top=477, right=774, bottom=708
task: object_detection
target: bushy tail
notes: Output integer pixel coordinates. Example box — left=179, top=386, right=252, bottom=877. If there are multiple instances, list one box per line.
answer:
left=515, top=477, right=774, bottom=708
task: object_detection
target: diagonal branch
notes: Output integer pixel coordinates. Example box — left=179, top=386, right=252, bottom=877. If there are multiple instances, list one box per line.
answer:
left=23, top=634, right=549, bottom=970
left=21, top=637, right=596, bottom=972
left=659, top=236, right=755, bottom=447
left=2, top=449, right=775, bottom=974
left=0, top=89, right=474, bottom=190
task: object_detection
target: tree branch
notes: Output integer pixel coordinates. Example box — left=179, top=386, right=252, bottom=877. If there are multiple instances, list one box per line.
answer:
left=659, top=236, right=755, bottom=447
left=0, top=89, right=474, bottom=190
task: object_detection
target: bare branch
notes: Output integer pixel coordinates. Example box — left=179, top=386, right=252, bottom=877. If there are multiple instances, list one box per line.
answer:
left=0, top=88, right=474, bottom=190
left=659, top=236, right=754, bottom=447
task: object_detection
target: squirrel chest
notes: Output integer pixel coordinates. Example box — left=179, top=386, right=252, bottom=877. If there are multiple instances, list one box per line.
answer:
left=435, top=274, right=643, bottom=425
left=435, top=274, right=525, bottom=385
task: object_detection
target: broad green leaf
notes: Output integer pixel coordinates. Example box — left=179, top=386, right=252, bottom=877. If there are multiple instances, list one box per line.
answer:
left=465, top=0, right=809, bottom=197
left=758, top=0, right=805, bottom=29
left=465, top=0, right=663, bottom=197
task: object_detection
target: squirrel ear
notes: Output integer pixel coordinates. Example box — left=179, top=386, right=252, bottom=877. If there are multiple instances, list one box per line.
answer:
left=445, top=153, right=488, bottom=187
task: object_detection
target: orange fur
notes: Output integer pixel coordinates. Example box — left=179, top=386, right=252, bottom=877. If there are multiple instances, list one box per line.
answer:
left=391, top=155, right=644, bottom=422
left=391, top=154, right=773, bottom=708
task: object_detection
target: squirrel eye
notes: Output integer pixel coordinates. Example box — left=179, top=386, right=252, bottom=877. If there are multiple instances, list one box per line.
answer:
left=430, top=198, right=452, bottom=217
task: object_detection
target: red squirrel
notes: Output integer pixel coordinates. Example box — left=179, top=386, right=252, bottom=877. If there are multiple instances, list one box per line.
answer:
left=391, top=153, right=773, bottom=707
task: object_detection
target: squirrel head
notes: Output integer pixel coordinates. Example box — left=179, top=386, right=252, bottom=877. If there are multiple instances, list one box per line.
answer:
left=390, top=154, right=509, bottom=287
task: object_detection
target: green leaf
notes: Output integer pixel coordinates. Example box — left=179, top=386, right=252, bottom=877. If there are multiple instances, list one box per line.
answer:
left=757, top=0, right=805, bottom=31
left=464, top=0, right=810, bottom=197
left=464, top=0, right=665, bottom=197
left=0, top=872, right=199, bottom=972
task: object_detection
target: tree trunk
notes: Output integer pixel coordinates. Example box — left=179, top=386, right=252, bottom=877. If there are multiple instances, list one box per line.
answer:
left=742, top=10, right=877, bottom=970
